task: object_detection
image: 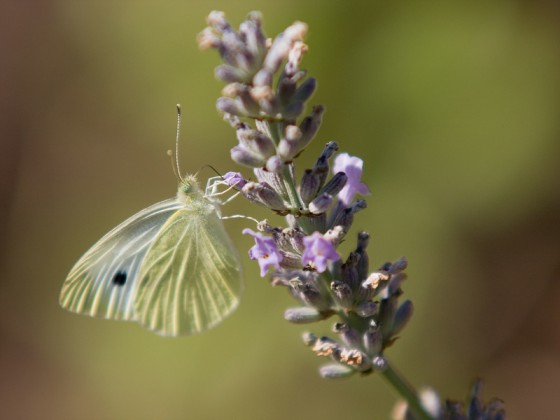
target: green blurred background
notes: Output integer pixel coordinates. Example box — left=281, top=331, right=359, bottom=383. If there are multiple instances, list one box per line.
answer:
left=2, top=1, right=560, bottom=419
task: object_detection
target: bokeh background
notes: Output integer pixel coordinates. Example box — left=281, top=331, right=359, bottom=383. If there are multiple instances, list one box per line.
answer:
left=2, top=1, right=559, bottom=419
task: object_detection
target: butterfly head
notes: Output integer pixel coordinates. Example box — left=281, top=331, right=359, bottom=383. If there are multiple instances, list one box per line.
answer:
left=177, top=174, right=210, bottom=210
left=178, top=174, right=201, bottom=194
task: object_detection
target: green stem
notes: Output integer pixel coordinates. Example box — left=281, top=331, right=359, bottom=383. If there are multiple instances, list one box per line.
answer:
left=281, top=164, right=302, bottom=209
left=268, top=121, right=303, bottom=213
left=381, top=359, right=435, bottom=420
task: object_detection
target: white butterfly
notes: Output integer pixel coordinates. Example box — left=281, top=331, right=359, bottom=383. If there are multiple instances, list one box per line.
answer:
left=59, top=174, right=243, bottom=337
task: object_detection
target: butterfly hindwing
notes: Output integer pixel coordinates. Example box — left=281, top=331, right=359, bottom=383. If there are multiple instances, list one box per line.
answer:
left=59, top=199, right=182, bottom=321
left=134, top=206, right=243, bottom=336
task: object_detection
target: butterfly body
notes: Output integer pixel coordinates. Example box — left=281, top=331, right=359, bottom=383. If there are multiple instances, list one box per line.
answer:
left=59, top=176, right=243, bottom=337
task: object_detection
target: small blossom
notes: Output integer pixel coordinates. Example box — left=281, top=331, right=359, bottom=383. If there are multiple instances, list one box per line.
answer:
left=223, top=171, right=247, bottom=188
left=333, top=153, right=370, bottom=205
left=302, top=232, right=340, bottom=273
left=243, top=228, right=283, bottom=276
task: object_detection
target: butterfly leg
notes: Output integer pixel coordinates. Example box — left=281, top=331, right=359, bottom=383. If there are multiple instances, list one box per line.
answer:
left=221, top=213, right=259, bottom=224
left=205, top=176, right=240, bottom=202
left=219, top=190, right=241, bottom=205
left=205, top=176, right=228, bottom=196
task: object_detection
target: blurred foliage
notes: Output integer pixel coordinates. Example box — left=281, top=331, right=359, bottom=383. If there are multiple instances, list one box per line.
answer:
left=1, top=1, right=559, bottom=419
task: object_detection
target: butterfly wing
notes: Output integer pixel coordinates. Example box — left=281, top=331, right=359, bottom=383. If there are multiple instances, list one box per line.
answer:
left=134, top=206, right=243, bottom=336
left=59, top=199, right=183, bottom=321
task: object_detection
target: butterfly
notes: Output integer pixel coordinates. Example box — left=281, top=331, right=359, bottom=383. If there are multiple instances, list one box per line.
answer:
left=59, top=173, right=243, bottom=337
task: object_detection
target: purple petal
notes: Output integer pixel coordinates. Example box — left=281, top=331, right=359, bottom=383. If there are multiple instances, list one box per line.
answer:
left=302, top=232, right=340, bottom=273
left=243, top=228, right=283, bottom=277
left=224, top=171, right=248, bottom=188
left=333, top=153, right=370, bottom=205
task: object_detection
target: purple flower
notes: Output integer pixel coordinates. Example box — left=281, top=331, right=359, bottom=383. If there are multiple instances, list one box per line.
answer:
left=332, top=153, right=370, bottom=205
left=243, top=228, right=283, bottom=277
left=302, top=232, right=340, bottom=273
left=223, top=171, right=247, bottom=188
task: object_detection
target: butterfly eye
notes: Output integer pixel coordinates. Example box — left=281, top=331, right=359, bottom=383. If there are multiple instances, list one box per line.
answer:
left=112, top=271, right=127, bottom=286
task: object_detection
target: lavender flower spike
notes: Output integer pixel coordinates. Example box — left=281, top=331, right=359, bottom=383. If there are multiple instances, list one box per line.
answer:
left=302, top=232, right=340, bottom=273
left=201, top=11, right=506, bottom=419
left=333, top=153, right=370, bottom=206
left=243, top=228, right=283, bottom=276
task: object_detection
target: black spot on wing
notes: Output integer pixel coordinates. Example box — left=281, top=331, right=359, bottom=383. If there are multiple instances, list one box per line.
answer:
left=112, top=271, right=127, bottom=286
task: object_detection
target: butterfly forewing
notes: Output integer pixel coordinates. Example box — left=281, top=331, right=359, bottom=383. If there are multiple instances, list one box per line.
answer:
left=59, top=199, right=182, bottom=321
left=134, top=206, right=243, bottom=336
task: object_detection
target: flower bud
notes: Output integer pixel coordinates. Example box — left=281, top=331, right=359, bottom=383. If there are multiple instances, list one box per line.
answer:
left=239, top=13, right=266, bottom=59
left=293, top=77, right=317, bottom=103
left=371, top=356, right=388, bottom=372
left=236, top=127, right=276, bottom=159
left=257, top=95, right=279, bottom=117
left=289, top=69, right=307, bottom=83
left=230, top=145, right=265, bottom=167
left=280, top=227, right=305, bottom=253
left=318, top=172, right=347, bottom=197
left=223, top=113, right=242, bottom=129
left=379, top=295, right=398, bottom=338
left=278, top=251, right=303, bottom=269
left=312, top=153, right=332, bottom=191
left=319, top=140, right=339, bottom=160
left=299, top=169, right=320, bottom=205
left=291, top=281, right=330, bottom=311
left=355, top=231, right=370, bottom=280
left=242, top=182, right=286, bottom=211
left=299, top=105, right=325, bottom=145
left=277, top=137, right=299, bottom=162
left=388, top=272, right=407, bottom=295
left=197, top=27, right=221, bottom=50
left=252, top=68, right=273, bottom=87
left=217, top=96, right=247, bottom=116
left=284, top=307, right=324, bottom=324
left=388, top=257, right=408, bottom=274
left=265, top=156, right=284, bottom=173
left=355, top=301, right=378, bottom=318
left=283, top=101, right=304, bottom=120
left=278, top=77, right=296, bottom=106
left=250, top=84, right=274, bottom=101
left=302, top=331, right=318, bottom=347
left=285, top=40, right=308, bottom=76
left=207, top=10, right=229, bottom=31
left=278, top=125, right=304, bottom=160
left=263, top=22, right=307, bottom=74
left=309, top=193, right=333, bottom=215
left=363, top=326, right=383, bottom=356
left=330, top=200, right=367, bottom=231
left=341, top=253, right=359, bottom=290
left=323, top=225, right=345, bottom=246
left=253, top=168, right=287, bottom=199
left=419, top=388, right=442, bottom=418
left=333, top=323, right=361, bottom=349
left=238, top=88, right=261, bottom=115
left=319, top=364, right=355, bottom=379
left=390, top=300, right=413, bottom=336
left=215, top=65, right=246, bottom=83
left=331, top=281, right=353, bottom=308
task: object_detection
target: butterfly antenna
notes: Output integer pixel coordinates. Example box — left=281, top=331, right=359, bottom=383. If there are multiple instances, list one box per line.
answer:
left=200, top=164, right=224, bottom=179
left=167, top=104, right=185, bottom=184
